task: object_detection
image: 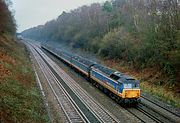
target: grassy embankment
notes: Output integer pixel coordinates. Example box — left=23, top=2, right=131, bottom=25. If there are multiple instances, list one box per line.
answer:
left=102, top=59, right=180, bottom=107
left=0, top=34, right=49, bottom=122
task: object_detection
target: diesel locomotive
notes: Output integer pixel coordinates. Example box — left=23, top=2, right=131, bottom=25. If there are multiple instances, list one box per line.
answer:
left=41, top=45, right=141, bottom=104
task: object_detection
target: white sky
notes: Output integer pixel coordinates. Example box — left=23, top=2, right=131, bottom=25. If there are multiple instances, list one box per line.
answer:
left=11, top=0, right=107, bottom=32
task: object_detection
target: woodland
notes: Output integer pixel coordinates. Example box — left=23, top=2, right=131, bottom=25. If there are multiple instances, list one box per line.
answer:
left=22, top=0, right=180, bottom=90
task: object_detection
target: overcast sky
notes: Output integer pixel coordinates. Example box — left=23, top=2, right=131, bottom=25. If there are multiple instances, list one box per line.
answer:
left=11, top=0, right=107, bottom=32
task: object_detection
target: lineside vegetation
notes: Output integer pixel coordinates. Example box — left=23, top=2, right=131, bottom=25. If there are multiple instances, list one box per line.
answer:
left=0, top=0, right=49, bottom=122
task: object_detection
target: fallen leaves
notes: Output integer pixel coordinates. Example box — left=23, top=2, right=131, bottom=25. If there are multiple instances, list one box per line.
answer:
left=0, top=64, right=11, bottom=79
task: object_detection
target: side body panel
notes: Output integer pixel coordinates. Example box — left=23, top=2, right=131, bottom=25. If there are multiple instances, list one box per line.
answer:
left=90, top=69, right=123, bottom=97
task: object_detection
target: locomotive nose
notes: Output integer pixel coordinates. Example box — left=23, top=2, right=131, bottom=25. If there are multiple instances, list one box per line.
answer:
left=122, top=89, right=140, bottom=98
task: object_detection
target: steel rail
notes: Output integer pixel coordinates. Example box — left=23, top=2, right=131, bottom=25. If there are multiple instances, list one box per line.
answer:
left=27, top=43, right=89, bottom=123
left=33, top=44, right=120, bottom=123
left=141, top=94, right=180, bottom=123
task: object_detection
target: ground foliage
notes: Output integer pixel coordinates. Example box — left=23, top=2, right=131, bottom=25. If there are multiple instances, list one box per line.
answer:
left=22, top=0, right=180, bottom=92
left=0, top=35, right=49, bottom=123
left=0, top=1, right=49, bottom=122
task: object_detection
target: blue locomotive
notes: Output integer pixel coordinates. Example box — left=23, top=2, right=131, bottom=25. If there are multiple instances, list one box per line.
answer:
left=42, top=45, right=141, bottom=104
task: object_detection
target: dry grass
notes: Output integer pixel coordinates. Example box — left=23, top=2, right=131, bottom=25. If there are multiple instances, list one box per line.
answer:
left=0, top=34, right=49, bottom=123
left=0, top=64, right=12, bottom=79
left=141, top=81, right=180, bottom=107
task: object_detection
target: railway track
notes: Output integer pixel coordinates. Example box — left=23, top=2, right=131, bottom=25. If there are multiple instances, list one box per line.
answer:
left=121, top=88, right=180, bottom=122
left=27, top=43, right=89, bottom=123
left=126, top=104, right=172, bottom=123
left=27, top=42, right=120, bottom=123
left=141, top=94, right=180, bottom=117
left=140, top=95, right=180, bottom=123
left=41, top=44, right=180, bottom=123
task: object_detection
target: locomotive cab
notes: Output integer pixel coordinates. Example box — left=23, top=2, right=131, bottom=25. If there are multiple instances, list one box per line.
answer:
left=121, top=77, right=140, bottom=100
left=111, top=72, right=141, bottom=101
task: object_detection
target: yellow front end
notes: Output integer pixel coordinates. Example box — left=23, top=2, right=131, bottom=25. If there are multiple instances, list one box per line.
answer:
left=122, top=89, right=140, bottom=98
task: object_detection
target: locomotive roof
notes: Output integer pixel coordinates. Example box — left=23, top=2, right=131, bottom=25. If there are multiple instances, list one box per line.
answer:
left=118, top=75, right=140, bottom=83
left=119, top=77, right=140, bottom=84
left=62, top=51, right=73, bottom=57
left=73, top=55, right=95, bottom=66
left=93, top=64, right=115, bottom=76
left=110, top=71, right=140, bottom=84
